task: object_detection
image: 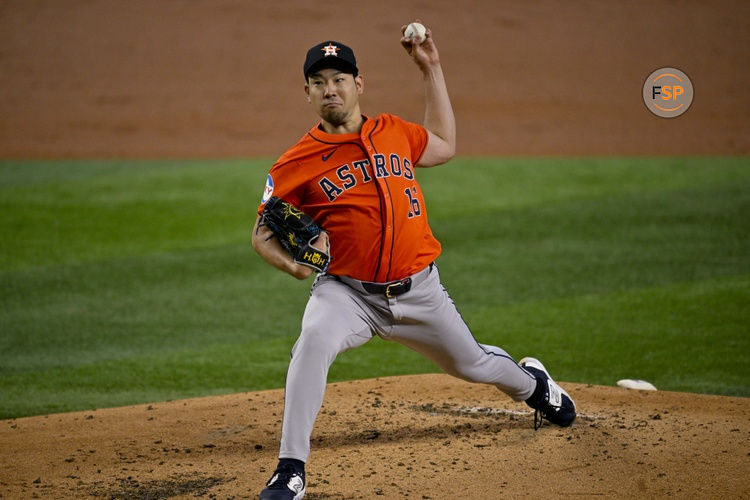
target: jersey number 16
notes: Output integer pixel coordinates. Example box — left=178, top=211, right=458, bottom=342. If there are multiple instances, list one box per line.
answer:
left=404, top=186, right=422, bottom=218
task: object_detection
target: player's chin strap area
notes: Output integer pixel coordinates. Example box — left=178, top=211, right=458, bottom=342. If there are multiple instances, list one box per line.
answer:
left=333, top=263, right=434, bottom=298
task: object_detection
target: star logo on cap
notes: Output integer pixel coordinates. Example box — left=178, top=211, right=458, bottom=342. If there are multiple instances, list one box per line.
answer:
left=321, top=43, right=339, bottom=57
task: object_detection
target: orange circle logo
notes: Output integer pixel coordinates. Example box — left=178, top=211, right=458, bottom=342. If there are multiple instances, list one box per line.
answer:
left=643, top=67, right=694, bottom=118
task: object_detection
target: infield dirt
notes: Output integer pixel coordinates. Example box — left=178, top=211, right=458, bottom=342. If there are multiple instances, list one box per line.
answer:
left=1, top=1, right=749, bottom=498
left=3, top=375, right=750, bottom=498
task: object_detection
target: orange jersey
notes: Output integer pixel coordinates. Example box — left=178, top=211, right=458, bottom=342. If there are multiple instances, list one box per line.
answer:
left=258, top=113, right=442, bottom=282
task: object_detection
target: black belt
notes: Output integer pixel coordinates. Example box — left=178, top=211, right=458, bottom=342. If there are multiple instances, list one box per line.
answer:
left=361, top=278, right=412, bottom=298
left=334, top=263, right=433, bottom=298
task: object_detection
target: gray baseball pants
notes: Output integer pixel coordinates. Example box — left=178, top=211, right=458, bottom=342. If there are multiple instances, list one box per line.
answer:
left=278, top=264, right=537, bottom=462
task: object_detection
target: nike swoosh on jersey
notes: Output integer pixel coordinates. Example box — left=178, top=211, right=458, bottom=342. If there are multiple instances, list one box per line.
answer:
left=322, top=147, right=338, bottom=161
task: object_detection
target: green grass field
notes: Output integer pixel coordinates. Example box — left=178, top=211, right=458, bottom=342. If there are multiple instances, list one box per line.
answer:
left=1, top=157, right=748, bottom=418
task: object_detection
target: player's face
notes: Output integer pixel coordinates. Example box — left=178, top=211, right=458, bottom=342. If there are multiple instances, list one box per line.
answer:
left=305, top=69, right=363, bottom=127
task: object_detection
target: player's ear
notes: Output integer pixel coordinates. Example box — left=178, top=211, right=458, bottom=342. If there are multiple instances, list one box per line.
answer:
left=304, top=83, right=311, bottom=103
left=354, top=74, right=364, bottom=95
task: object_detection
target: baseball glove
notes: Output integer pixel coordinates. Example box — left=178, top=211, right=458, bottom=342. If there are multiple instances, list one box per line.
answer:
left=260, top=196, right=330, bottom=273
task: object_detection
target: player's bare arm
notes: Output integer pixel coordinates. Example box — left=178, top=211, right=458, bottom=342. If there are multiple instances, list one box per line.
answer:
left=401, top=24, right=456, bottom=167
left=251, top=215, right=329, bottom=280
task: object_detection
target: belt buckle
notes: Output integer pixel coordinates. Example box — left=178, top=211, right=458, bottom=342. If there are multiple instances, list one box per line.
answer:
left=385, top=278, right=411, bottom=298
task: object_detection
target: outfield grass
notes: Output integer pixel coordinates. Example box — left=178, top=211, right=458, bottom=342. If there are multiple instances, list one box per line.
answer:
left=1, top=157, right=748, bottom=418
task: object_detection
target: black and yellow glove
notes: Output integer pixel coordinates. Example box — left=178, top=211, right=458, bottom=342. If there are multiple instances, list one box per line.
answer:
left=260, top=196, right=331, bottom=273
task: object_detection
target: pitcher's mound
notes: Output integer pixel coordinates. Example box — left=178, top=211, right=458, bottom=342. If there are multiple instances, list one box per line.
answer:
left=2, top=374, right=749, bottom=498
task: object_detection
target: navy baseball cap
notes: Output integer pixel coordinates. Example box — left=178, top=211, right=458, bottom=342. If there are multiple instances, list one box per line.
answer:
left=303, top=41, right=358, bottom=79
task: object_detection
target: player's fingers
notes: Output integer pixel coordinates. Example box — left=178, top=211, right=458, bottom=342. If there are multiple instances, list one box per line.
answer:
left=399, top=25, right=413, bottom=48
left=413, top=19, right=430, bottom=39
left=312, top=231, right=330, bottom=252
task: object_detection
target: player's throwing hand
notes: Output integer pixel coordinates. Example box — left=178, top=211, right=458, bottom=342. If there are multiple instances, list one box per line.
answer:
left=400, top=21, right=440, bottom=70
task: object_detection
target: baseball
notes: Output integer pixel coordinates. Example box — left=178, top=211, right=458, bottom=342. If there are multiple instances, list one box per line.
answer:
left=404, top=22, right=427, bottom=44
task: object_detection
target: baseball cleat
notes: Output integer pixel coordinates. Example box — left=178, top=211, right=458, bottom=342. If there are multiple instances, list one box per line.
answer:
left=520, top=357, right=576, bottom=429
left=259, top=462, right=305, bottom=500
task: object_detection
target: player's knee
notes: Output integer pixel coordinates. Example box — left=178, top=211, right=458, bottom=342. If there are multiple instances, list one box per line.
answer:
left=449, top=367, right=481, bottom=383
left=444, top=360, right=493, bottom=384
left=293, top=326, right=343, bottom=359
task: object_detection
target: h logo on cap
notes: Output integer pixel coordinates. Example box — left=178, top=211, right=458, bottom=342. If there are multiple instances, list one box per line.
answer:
left=304, top=40, right=357, bottom=78
left=322, top=43, right=339, bottom=57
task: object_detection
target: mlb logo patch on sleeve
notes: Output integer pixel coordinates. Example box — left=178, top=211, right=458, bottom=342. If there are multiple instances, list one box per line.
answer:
left=261, top=174, right=274, bottom=203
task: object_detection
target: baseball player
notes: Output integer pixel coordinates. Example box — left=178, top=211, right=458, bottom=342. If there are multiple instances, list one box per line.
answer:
left=251, top=24, right=576, bottom=500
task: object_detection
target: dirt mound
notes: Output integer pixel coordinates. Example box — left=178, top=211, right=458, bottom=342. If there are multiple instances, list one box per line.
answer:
left=2, top=374, right=748, bottom=498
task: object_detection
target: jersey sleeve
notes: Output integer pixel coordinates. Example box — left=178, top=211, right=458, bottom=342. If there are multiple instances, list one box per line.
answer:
left=391, top=114, right=429, bottom=166
left=256, top=159, right=305, bottom=215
